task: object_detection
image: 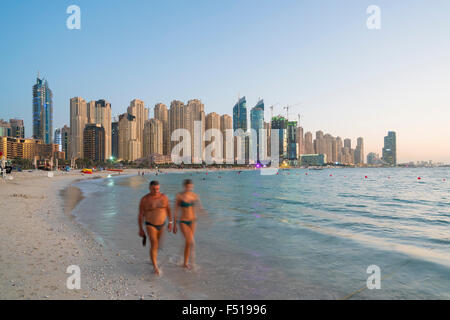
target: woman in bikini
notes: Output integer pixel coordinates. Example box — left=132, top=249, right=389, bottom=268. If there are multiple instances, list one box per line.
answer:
left=173, top=179, right=203, bottom=269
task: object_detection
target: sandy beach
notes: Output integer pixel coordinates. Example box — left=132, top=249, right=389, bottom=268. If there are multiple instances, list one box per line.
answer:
left=0, top=169, right=156, bottom=299
left=0, top=167, right=253, bottom=300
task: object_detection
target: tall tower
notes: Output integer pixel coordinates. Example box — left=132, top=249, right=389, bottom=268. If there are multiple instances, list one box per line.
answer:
left=250, top=99, right=264, bottom=162
left=186, top=99, right=205, bottom=163
left=382, top=131, right=396, bottom=165
left=355, top=137, right=364, bottom=165
left=127, top=99, right=146, bottom=158
left=143, top=119, right=163, bottom=157
left=95, top=99, right=112, bottom=159
left=221, top=114, right=233, bottom=163
left=154, top=103, right=169, bottom=155
left=69, top=97, right=87, bottom=159
left=32, top=76, right=53, bottom=144
left=205, top=112, right=221, bottom=161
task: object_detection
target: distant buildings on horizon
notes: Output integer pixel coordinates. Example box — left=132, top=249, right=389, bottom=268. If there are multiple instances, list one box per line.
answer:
left=0, top=75, right=413, bottom=167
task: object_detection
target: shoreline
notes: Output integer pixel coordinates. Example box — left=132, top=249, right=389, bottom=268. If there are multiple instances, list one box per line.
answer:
left=0, top=169, right=164, bottom=299
left=0, top=167, right=253, bottom=300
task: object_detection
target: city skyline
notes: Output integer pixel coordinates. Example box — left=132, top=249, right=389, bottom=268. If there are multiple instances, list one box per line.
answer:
left=1, top=1, right=450, bottom=162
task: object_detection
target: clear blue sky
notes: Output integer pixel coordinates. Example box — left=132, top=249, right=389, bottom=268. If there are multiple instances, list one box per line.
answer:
left=1, top=0, right=449, bottom=162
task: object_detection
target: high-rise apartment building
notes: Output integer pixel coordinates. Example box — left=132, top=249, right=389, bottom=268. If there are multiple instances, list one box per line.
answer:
left=118, top=112, right=140, bottom=161
left=186, top=99, right=205, bottom=163
left=250, top=99, right=264, bottom=162
left=221, top=114, right=233, bottom=162
left=61, top=125, right=70, bottom=160
left=355, top=137, right=364, bottom=165
left=127, top=99, right=147, bottom=158
left=286, top=121, right=298, bottom=160
left=54, top=128, right=61, bottom=152
left=143, top=119, right=163, bottom=157
left=69, top=97, right=87, bottom=159
left=271, top=116, right=288, bottom=160
left=111, top=120, right=119, bottom=160
left=83, top=124, right=105, bottom=162
left=304, top=132, right=314, bottom=154
left=0, top=119, right=11, bottom=137
left=95, top=99, right=112, bottom=159
left=205, top=112, right=221, bottom=161
left=32, top=76, right=53, bottom=144
left=9, top=119, right=25, bottom=138
left=382, top=131, right=397, bottom=166
left=154, top=103, right=169, bottom=156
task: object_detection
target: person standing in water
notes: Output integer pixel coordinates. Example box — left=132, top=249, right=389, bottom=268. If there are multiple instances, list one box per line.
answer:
left=138, top=180, right=172, bottom=275
left=173, top=179, right=204, bottom=270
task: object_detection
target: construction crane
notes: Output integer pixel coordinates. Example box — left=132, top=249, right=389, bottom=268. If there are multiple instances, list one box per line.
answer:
left=269, top=103, right=280, bottom=120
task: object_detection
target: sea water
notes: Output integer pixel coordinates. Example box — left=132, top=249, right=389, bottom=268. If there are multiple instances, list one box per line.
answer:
left=71, top=167, right=450, bottom=299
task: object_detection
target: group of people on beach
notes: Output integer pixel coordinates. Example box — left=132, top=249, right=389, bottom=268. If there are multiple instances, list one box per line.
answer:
left=138, top=179, right=202, bottom=275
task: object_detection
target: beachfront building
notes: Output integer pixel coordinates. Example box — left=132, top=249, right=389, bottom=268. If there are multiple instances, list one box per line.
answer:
left=186, top=99, right=205, bottom=164
left=69, top=97, right=88, bottom=160
left=94, top=99, right=112, bottom=160
left=304, top=131, right=313, bottom=154
left=205, top=112, right=221, bottom=162
left=271, top=115, right=288, bottom=161
left=54, top=128, right=61, bottom=152
left=299, top=154, right=327, bottom=166
left=32, top=76, right=53, bottom=144
left=154, top=103, right=169, bottom=156
left=355, top=137, right=364, bottom=165
left=264, top=121, right=271, bottom=158
left=286, top=121, right=298, bottom=161
left=296, top=125, right=304, bottom=156
left=0, top=136, right=64, bottom=161
left=220, top=114, right=233, bottom=163
left=61, top=125, right=70, bottom=160
left=83, top=124, right=105, bottom=162
left=168, top=100, right=186, bottom=152
left=233, top=96, right=248, bottom=163
left=118, top=112, right=140, bottom=161
left=367, top=152, right=381, bottom=165
left=9, top=119, right=25, bottom=138
left=111, top=120, right=119, bottom=160
left=0, top=119, right=11, bottom=137
left=127, top=99, right=148, bottom=159
left=250, top=99, right=264, bottom=162
left=382, top=131, right=397, bottom=166
left=143, top=119, right=163, bottom=157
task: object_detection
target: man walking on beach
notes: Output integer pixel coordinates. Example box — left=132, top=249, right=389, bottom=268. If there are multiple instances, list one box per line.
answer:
left=138, top=180, right=173, bottom=275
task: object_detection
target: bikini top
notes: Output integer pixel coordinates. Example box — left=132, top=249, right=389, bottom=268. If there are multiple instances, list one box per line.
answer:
left=180, top=200, right=195, bottom=207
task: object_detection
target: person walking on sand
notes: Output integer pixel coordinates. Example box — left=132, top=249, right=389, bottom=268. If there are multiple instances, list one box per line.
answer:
left=173, top=179, right=205, bottom=270
left=138, top=180, right=173, bottom=275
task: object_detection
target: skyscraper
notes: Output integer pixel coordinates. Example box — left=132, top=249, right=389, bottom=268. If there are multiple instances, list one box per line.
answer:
left=296, top=126, right=304, bottom=156
left=233, top=97, right=248, bottom=163
left=118, top=112, right=139, bottom=161
left=61, top=125, right=70, bottom=160
left=205, top=112, right=221, bottom=161
left=286, top=121, right=298, bottom=160
left=54, top=128, right=61, bottom=152
left=271, top=116, right=288, bottom=160
left=9, top=119, right=25, bottom=138
left=0, top=119, right=11, bottom=137
left=355, top=137, right=364, bottom=165
left=382, top=131, right=397, bottom=166
left=32, top=76, right=53, bottom=144
left=250, top=99, right=264, bottom=162
left=127, top=99, right=147, bottom=158
left=154, top=103, right=169, bottom=156
left=69, top=97, right=87, bottom=160
left=304, top=132, right=314, bottom=154
left=220, top=114, right=233, bottom=162
left=83, top=124, right=105, bottom=162
left=143, top=119, right=163, bottom=157
left=186, top=99, right=205, bottom=163
left=111, top=120, right=119, bottom=159
left=168, top=100, right=186, bottom=152
left=95, top=99, right=112, bottom=159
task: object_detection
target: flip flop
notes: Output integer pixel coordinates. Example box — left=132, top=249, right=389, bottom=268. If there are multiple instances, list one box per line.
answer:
left=142, top=235, right=147, bottom=247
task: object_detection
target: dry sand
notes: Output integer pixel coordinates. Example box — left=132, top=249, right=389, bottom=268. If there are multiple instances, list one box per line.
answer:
left=0, top=169, right=154, bottom=299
